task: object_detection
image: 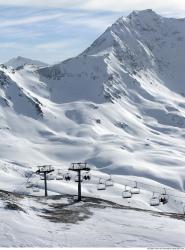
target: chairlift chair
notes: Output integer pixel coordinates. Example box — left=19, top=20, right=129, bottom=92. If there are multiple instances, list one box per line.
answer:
left=105, top=180, right=114, bottom=187
left=105, top=175, right=114, bottom=187
left=99, top=178, right=106, bottom=184
left=159, top=194, right=168, bottom=204
left=57, top=169, right=63, bottom=176
left=47, top=174, right=55, bottom=180
left=26, top=183, right=33, bottom=188
left=150, top=193, right=160, bottom=206
left=56, top=175, right=63, bottom=180
left=32, top=187, right=39, bottom=192
left=64, top=172, right=72, bottom=181
left=83, top=171, right=91, bottom=181
left=131, top=181, right=140, bottom=194
left=159, top=188, right=169, bottom=204
left=97, top=183, right=106, bottom=191
left=122, top=185, right=132, bottom=198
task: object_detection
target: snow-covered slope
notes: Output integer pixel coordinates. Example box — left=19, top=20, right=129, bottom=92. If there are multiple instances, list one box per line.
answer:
left=0, top=9, right=185, bottom=217
left=4, top=56, right=48, bottom=69
left=0, top=191, right=185, bottom=247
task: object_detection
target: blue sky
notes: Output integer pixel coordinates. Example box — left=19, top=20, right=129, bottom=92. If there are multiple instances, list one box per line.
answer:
left=0, top=0, right=184, bottom=64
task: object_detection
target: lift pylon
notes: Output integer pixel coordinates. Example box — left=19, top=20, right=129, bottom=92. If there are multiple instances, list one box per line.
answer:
left=69, top=162, right=90, bottom=201
left=36, top=165, right=54, bottom=197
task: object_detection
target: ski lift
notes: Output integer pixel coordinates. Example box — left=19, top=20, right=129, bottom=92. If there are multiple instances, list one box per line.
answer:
left=97, top=178, right=106, bottom=190
left=105, top=179, right=114, bottom=187
left=56, top=175, right=63, bottom=180
left=64, top=172, right=72, bottom=181
left=57, top=169, right=63, bottom=176
left=47, top=174, right=55, bottom=180
left=122, top=185, right=132, bottom=198
left=131, top=181, right=140, bottom=194
left=150, top=192, right=160, bottom=206
left=99, top=178, right=106, bottom=184
left=26, top=182, right=33, bottom=188
left=97, top=183, right=106, bottom=190
left=159, top=188, right=169, bottom=205
left=32, top=187, right=39, bottom=192
left=83, top=171, right=91, bottom=181
left=105, top=175, right=114, bottom=187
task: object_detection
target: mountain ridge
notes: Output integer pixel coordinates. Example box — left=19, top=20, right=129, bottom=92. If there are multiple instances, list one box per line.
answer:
left=4, top=56, right=48, bottom=69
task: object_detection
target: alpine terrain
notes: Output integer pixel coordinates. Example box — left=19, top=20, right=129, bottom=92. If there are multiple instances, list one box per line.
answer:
left=0, top=9, right=185, bottom=247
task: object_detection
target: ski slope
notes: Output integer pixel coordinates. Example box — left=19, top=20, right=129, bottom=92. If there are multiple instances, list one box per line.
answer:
left=0, top=190, right=185, bottom=247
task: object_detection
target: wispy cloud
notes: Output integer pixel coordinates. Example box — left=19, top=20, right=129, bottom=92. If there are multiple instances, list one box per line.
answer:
left=35, top=41, right=70, bottom=50
left=0, top=13, right=63, bottom=28
left=0, top=0, right=184, bottom=16
left=59, top=13, right=116, bottom=31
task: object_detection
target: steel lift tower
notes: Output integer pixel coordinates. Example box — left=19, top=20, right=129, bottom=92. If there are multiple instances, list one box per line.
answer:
left=69, top=162, right=90, bottom=201
left=36, top=165, right=54, bottom=197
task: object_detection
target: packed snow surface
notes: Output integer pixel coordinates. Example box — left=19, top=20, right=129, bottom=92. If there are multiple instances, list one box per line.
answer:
left=0, top=191, right=185, bottom=247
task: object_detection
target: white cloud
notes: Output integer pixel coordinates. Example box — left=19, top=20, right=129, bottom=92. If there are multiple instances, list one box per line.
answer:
left=0, top=11, right=116, bottom=36
left=35, top=41, right=70, bottom=50
left=0, top=0, right=184, bottom=17
left=0, top=13, right=63, bottom=28
left=0, top=0, right=84, bottom=8
left=61, top=14, right=115, bottom=31
left=81, top=0, right=185, bottom=13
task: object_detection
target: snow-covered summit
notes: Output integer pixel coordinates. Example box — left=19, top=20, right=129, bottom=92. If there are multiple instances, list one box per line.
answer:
left=4, top=56, right=48, bottom=69
left=37, top=9, right=185, bottom=104
left=127, top=9, right=161, bottom=20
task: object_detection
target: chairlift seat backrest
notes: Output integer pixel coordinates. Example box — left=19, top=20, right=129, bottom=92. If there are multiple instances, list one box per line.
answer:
left=97, top=183, right=106, bottom=190
left=131, top=187, right=140, bottom=194
left=26, top=183, right=33, bottom=188
left=150, top=197, right=160, bottom=206
left=122, top=191, right=132, bottom=198
left=47, top=174, right=55, bottom=180
left=32, top=187, right=39, bottom=192
left=105, top=180, right=114, bottom=187
left=99, top=178, right=106, bottom=184
left=58, top=169, right=63, bottom=175
left=56, top=176, right=63, bottom=180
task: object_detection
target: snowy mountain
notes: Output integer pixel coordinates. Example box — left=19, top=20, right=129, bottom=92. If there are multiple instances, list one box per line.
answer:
left=32, top=9, right=185, bottom=191
left=4, top=56, right=48, bottom=69
left=38, top=9, right=185, bottom=101
left=0, top=11, right=185, bottom=245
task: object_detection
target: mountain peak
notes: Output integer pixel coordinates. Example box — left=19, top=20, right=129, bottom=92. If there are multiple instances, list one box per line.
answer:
left=4, top=56, right=48, bottom=69
left=127, top=9, right=159, bottom=18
